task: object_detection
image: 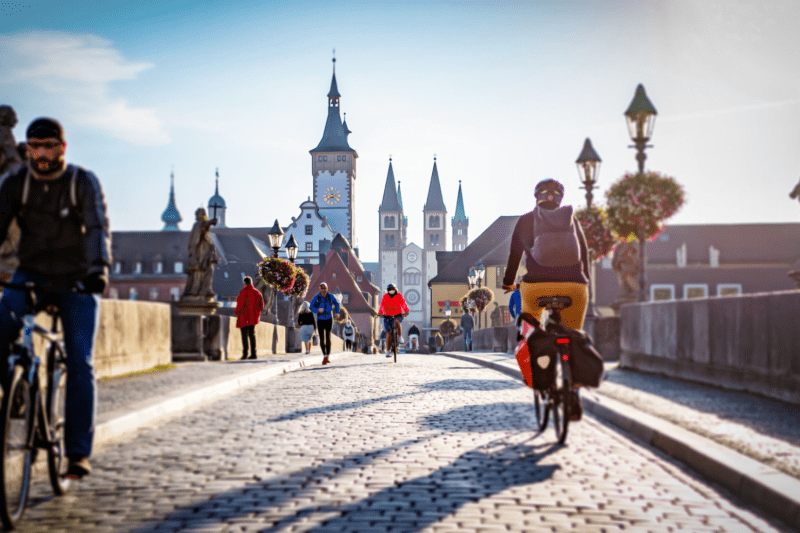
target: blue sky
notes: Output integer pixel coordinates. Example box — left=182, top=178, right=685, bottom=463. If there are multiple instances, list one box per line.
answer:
left=2, top=0, right=800, bottom=262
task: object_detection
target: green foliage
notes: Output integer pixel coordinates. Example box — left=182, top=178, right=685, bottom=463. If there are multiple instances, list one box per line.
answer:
left=605, top=171, right=685, bottom=241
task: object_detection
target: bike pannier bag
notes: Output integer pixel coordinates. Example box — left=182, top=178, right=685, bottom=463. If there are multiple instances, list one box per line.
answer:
left=566, top=329, right=604, bottom=388
left=514, top=313, right=557, bottom=390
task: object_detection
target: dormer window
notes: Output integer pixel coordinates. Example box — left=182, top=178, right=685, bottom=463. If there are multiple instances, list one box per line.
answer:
left=113, top=262, right=121, bottom=274
left=134, top=262, right=142, bottom=274
left=155, top=262, right=163, bottom=274
left=174, top=262, right=184, bottom=274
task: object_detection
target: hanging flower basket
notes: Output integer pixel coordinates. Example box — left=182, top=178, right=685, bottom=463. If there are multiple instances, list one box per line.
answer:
left=459, top=294, right=474, bottom=313
left=468, top=287, right=494, bottom=313
left=606, top=171, right=685, bottom=241
left=575, top=205, right=618, bottom=261
left=336, top=306, right=348, bottom=323
left=288, top=266, right=309, bottom=298
left=259, top=257, right=296, bottom=293
left=439, top=319, right=456, bottom=337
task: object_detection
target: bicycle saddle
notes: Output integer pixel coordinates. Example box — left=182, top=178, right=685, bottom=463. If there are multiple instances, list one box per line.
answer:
left=537, top=296, right=572, bottom=310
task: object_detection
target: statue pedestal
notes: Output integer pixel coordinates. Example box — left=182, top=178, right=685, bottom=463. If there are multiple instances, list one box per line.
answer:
left=171, top=299, right=222, bottom=361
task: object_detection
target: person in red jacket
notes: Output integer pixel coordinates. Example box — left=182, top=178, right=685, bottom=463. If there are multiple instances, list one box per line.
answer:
left=378, top=283, right=409, bottom=358
left=235, top=276, right=264, bottom=360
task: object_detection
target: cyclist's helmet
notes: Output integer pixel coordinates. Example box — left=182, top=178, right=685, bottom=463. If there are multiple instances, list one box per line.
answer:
left=534, top=178, right=564, bottom=207
left=386, top=283, right=397, bottom=292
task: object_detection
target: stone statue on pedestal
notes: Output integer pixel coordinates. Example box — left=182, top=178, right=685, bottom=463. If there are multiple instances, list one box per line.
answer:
left=0, top=106, right=23, bottom=176
left=611, top=240, right=640, bottom=310
left=182, top=208, right=218, bottom=300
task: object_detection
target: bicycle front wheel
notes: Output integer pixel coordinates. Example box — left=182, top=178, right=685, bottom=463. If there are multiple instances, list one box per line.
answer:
left=533, top=389, right=549, bottom=431
left=0, top=364, right=34, bottom=529
left=47, top=352, right=70, bottom=495
left=551, top=356, right=572, bottom=445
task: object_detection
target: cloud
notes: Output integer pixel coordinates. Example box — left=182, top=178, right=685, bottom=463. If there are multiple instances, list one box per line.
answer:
left=0, top=31, right=170, bottom=145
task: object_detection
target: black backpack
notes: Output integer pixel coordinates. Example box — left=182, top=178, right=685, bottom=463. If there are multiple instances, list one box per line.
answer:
left=531, top=205, right=581, bottom=267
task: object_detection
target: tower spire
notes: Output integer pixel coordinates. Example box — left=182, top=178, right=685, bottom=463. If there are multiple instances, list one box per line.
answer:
left=379, top=158, right=401, bottom=212
left=161, top=168, right=182, bottom=231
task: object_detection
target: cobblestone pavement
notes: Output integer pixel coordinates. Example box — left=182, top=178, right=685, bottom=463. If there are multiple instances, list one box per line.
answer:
left=14, top=354, right=792, bottom=532
left=459, top=352, right=800, bottom=481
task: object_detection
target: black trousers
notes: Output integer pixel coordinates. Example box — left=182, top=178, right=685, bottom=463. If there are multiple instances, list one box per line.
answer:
left=318, top=318, right=333, bottom=355
left=240, top=325, right=256, bottom=357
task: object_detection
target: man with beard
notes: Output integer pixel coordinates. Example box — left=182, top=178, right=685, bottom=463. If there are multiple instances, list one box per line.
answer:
left=0, top=118, right=111, bottom=479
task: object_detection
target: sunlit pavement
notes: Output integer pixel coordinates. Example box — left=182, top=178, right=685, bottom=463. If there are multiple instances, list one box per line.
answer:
left=13, top=354, right=791, bottom=532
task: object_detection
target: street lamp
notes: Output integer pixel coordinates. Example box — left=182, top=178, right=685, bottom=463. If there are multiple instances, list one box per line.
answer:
left=624, top=83, right=658, bottom=302
left=475, top=261, right=485, bottom=288
left=267, top=219, right=284, bottom=325
left=285, top=234, right=298, bottom=351
left=576, top=137, right=602, bottom=318
left=443, top=302, right=452, bottom=343
left=576, top=137, right=602, bottom=208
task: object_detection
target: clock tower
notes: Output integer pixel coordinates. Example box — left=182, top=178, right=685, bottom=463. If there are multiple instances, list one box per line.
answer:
left=310, top=57, right=358, bottom=250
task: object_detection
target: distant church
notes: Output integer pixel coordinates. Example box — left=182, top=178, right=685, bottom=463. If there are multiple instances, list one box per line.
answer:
left=378, top=157, right=468, bottom=326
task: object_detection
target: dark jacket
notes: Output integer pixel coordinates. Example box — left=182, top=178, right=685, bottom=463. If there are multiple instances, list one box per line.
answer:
left=503, top=206, right=589, bottom=286
left=0, top=164, right=111, bottom=281
left=297, top=311, right=316, bottom=329
left=460, top=312, right=474, bottom=330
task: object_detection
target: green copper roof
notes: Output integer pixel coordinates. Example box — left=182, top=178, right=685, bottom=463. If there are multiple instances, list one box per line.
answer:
left=397, top=181, right=404, bottom=211
left=161, top=171, right=182, bottom=231
left=310, top=70, right=355, bottom=153
left=452, top=180, right=467, bottom=223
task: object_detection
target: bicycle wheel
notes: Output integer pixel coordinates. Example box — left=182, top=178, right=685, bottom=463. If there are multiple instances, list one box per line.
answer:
left=533, top=389, right=549, bottom=431
left=551, top=355, right=572, bottom=445
left=47, top=350, right=70, bottom=495
left=393, top=328, right=398, bottom=363
left=0, top=364, right=34, bottom=529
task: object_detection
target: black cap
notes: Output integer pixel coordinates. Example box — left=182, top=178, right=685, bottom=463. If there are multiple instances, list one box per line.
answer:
left=26, top=117, right=64, bottom=141
left=387, top=283, right=396, bottom=291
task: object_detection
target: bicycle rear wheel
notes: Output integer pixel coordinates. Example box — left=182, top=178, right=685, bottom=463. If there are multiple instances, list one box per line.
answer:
left=0, top=364, right=34, bottom=529
left=533, top=389, right=549, bottom=431
left=551, top=356, right=572, bottom=445
left=47, top=351, right=70, bottom=495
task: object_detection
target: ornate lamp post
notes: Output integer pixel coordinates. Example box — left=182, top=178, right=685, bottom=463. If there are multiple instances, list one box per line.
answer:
left=467, top=268, right=477, bottom=330
left=576, top=137, right=602, bottom=317
left=475, top=262, right=485, bottom=330
left=285, top=234, right=298, bottom=351
left=624, top=84, right=658, bottom=302
left=267, top=220, right=284, bottom=325
left=443, top=302, right=452, bottom=342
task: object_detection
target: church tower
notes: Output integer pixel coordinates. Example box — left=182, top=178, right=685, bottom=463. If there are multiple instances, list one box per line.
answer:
left=423, top=157, right=447, bottom=252
left=207, top=168, right=227, bottom=227
left=161, top=170, right=182, bottom=231
left=378, top=158, right=404, bottom=288
left=310, top=56, right=358, bottom=250
left=451, top=180, right=469, bottom=251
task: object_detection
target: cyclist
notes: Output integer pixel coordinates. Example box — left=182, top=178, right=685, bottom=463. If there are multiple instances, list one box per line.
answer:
left=378, top=283, right=408, bottom=358
left=502, top=178, right=589, bottom=419
left=0, top=118, right=111, bottom=478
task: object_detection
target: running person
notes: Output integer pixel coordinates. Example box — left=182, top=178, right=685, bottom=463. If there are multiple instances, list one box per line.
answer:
left=378, top=283, right=409, bottom=358
left=310, top=282, right=340, bottom=365
left=502, top=178, right=590, bottom=418
left=0, top=118, right=111, bottom=479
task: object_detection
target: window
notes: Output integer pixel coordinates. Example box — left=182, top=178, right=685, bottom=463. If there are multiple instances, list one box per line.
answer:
left=155, top=262, right=163, bottom=274
left=318, top=156, right=322, bottom=161
left=403, top=270, right=421, bottom=286
left=495, top=267, right=505, bottom=288
left=332, top=272, right=337, bottom=279
left=430, top=234, right=439, bottom=246
left=457, top=229, right=462, bottom=235
left=306, top=213, right=311, bottom=218
left=305, top=242, right=313, bottom=251
left=342, top=292, right=350, bottom=305
left=429, top=215, right=440, bottom=228
left=385, top=235, right=395, bottom=247
left=683, top=284, right=708, bottom=299
left=174, top=262, right=183, bottom=274
left=650, top=284, right=674, bottom=301
left=337, top=155, right=341, bottom=161
left=717, top=284, right=742, bottom=297
left=356, top=276, right=362, bottom=282
left=129, top=287, right=138, bottom=300
left=342, top=155, right=346, bottom=161
left=149, top=288, right=159, bottom=300
left=113, top=262, right=121, bottom=274
left=223, top=271, right=229, bottom=279
left=305, top=225, right=313, bottom=235
left=323, top=155, right=328, bottom=161
left=384, top=215, right=395, bottom=229
left=170, top=287, right=180, bottom=301
left=134, top=262, right=142, bottom=274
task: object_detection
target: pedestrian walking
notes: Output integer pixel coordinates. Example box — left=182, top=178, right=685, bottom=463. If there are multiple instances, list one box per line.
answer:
left=309, top=282, right=341, bottom=365
left=235, top=276, right=264, bottom=360
left=0, top=117, right=111, bottom=479
left=342, top=319, right=355, bottom=351
left=460, top=311, right=474, bottom=351
left=297, top=300, right=316, bottom=354
left=434, top=331, right=444, bottom=352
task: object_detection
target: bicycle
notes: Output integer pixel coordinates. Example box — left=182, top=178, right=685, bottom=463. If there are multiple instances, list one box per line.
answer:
left=378, top=314, right=402, bottom=363
left=0, top=280, right=75, bottom=529
left=530, top=295, right=574, bottom=445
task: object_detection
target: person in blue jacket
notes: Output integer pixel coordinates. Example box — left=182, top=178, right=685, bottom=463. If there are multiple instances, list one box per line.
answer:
left=310, top=282, right=341, bottom=365
left=508, top=282, right=522, bottom=321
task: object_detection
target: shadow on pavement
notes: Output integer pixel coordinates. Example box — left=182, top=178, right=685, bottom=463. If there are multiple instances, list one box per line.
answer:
left=127, top=435, right=559, bottom=533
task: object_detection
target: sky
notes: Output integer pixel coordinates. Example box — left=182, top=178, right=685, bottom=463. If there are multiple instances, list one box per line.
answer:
left=2, top=0, right=800, bottom=263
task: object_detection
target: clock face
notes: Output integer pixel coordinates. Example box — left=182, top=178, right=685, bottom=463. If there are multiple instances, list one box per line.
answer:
left=407, top=252, right=418, bottom=262
left=323, top=187, right=341, bottom=205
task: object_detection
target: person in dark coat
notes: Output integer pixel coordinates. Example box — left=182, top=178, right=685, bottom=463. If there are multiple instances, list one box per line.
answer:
left=235, top=276, right=264, bottom=359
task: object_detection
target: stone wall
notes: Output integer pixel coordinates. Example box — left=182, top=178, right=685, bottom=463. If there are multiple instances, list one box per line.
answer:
left=620, top=290, right=800, bottom=404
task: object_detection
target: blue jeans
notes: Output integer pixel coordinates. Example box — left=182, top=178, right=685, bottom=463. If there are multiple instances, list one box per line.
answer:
left=462, top=328, right=473, bottom=351
left=0, top=270, right=99, bottom=458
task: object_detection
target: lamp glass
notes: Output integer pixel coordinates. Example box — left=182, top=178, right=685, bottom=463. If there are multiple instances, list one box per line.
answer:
left=468, top=268, right=477, bottom=287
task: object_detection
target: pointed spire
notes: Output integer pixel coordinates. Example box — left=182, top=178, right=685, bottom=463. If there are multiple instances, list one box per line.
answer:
left=343, top=112, right=351, bottom=135
left=452, top=179, right=467, bottom=223
left=311, top=55, right=354, bottom=153
left=424, top=156, right=447, bottom=212
left=161, top=168, right=182, bottom=231
left=328, top=53, right=340, bottom=98
left=379, top=157, right=401, bottom=212
left=397, top=180, right=404, bottom=211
